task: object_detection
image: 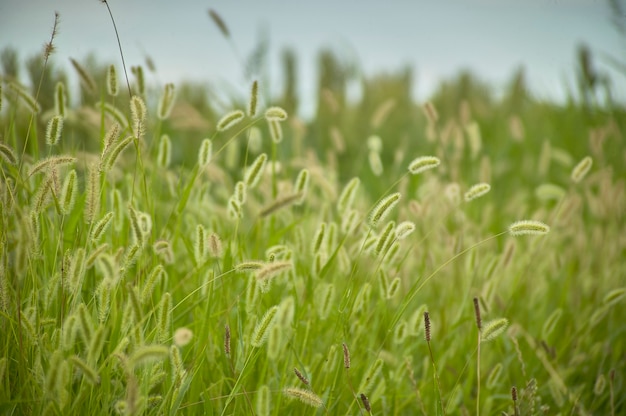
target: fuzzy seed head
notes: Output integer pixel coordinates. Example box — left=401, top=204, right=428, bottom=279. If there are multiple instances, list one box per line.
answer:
left=408, top=156, right=440, bottom=175
left=342, top=343, right=351, bottom=369
left=571, top=156, right=593, bottom=183
left=173, top=327, right=193, bottom=347
left=55, top=82, right=66, bottom=117
left=130, top=96, right=147, bottom=138
left=251, top=305, right=279, bottom=347
left=338, top=177, right=360, bottom=213
left=283, top=387, right=323, bottom=408
left=224, top=324, right=231, bottom=355
left=481, top=318, right=509, bottom=342
left=0, top=143, right=18, bottom=166
left=464, top=183, right=491, bottom=202
left=248, top=80, right=258, bottom=117
left=473, top=297, right=482, bottom=330
left=45, top=116, right=63, bottom=146
left=60, top=169, right=78, bottom=215
left=368, top=192, right=401, bottom=228
left=360, top=393, right=371, bottom=412
left=157, top=83, right=176, bottom=120
left=107, top=64, right=118, bottom=96
left=294, top=367, right=310, bottom=385
left=294, top=169, right=310, bottom=205
left=264, top=106, right=288, bottom=121
left=395, top=221, right=415, bottom=240
left=208, top=9, right=230, bottom=38
left=509, top=220, right=550, bottom=236
left=268, top=119, right=283, bottom=143
left=424, top=311, right=431, bottom=342
left=368, top=151, right=383, bottom=176
left=217, top=109, right=245, bottom=132
left=157, top=134, right=172, bottom=168
left=198, top=138, right=212, bottom=167
left=245, top=153, right=268, bottom=188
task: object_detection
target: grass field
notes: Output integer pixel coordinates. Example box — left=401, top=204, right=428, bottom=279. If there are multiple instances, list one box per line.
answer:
left=0, top=7, right=625, bottom=416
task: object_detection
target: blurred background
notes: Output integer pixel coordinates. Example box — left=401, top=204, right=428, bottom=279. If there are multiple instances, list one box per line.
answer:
left=1, top=0, right=625, bottom=118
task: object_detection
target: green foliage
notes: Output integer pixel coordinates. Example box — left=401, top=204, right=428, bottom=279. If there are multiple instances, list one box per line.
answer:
left=1, top=21, right=625, bottom=416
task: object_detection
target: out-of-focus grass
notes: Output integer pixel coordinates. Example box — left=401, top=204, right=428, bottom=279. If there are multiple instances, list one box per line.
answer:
left=0, top=10, right=624, bottom=416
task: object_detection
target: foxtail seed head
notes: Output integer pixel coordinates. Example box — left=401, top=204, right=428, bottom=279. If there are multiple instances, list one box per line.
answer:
left=571, top=156, right=593, bottom=183
left=342, top=342, right=351, bottom=369
left=245, top=153, right=268, bottom=188
left=508, top=220, right=550, bottom=236
left=251, top=305, right=279, bottom=347
left=157, top=134, right=172, bottom=168
left=70, top=58, right=96, bottom=94
left=268, top=119, right=283, bottom=143
left=480, top=318, right=509, bottom=342
left=248, top=80, right=258, bottom=117
left=107, top=64, right=118, bottom=96
left=283, top=387, right=323, bottom=408
left=264, top=106, right=288, bottom=121
left=157, top=83, right=176, bottom=120
left=294, top=368, right=310, bottom=385
left=338, top=177, right=360, bottom=213
left=60, top=169, right=78, bottom=215
left=464, top=183, right=491, bottom=202
left=208, top=9, right=230, bottom=38
left=360, top=393, right=371, bottom=413
left=45, top=116, right=63, bottom=146
left=473, top=297, right=482, bottom=330
left=424, top=311, right=431, bottom=342
left=55, top=82, right=66, bottom=117
left=130, top=96, right=146, bottom=138
left=216, top=110, right=244, bottom=132
left=368, top=192, right=401, bottom=228
left=224, top=324, right=231, bottom=355
left=198, top=138, right=212, bottom=167
left=294, top=169, right=310, bottom=205
left=408, top=156, right=440, bottom=175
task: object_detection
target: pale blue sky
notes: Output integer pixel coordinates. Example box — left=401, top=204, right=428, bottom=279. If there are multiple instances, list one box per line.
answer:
left=1, top=0, right=624, bottom=116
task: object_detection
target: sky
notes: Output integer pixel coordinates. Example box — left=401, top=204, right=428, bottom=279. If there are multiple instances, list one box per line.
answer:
left=1, top=0, right=624, bottom=117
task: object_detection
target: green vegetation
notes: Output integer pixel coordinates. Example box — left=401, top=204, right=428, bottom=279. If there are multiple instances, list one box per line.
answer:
left=0, top=6, right=624, bottom=416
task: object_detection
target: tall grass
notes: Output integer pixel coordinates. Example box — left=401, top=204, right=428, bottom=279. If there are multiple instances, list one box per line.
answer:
left=0, top=7, right=625, bottom=416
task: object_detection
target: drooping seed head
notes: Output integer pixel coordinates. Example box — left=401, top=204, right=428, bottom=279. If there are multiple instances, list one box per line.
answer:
left=480, top=318, right=509, bottom=342
left=508, top=220, right=550, bottom=236
left=264, top=106, right=288, bottom=121
left=464, top=183, right=491, bottom=202
left=368, top=192, right=401, bottom=228
left=217, top=109, right=245, bottom=132
left=408, top=156, right=440, bottom=175
left=283, top=387, right=323, bottom=408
